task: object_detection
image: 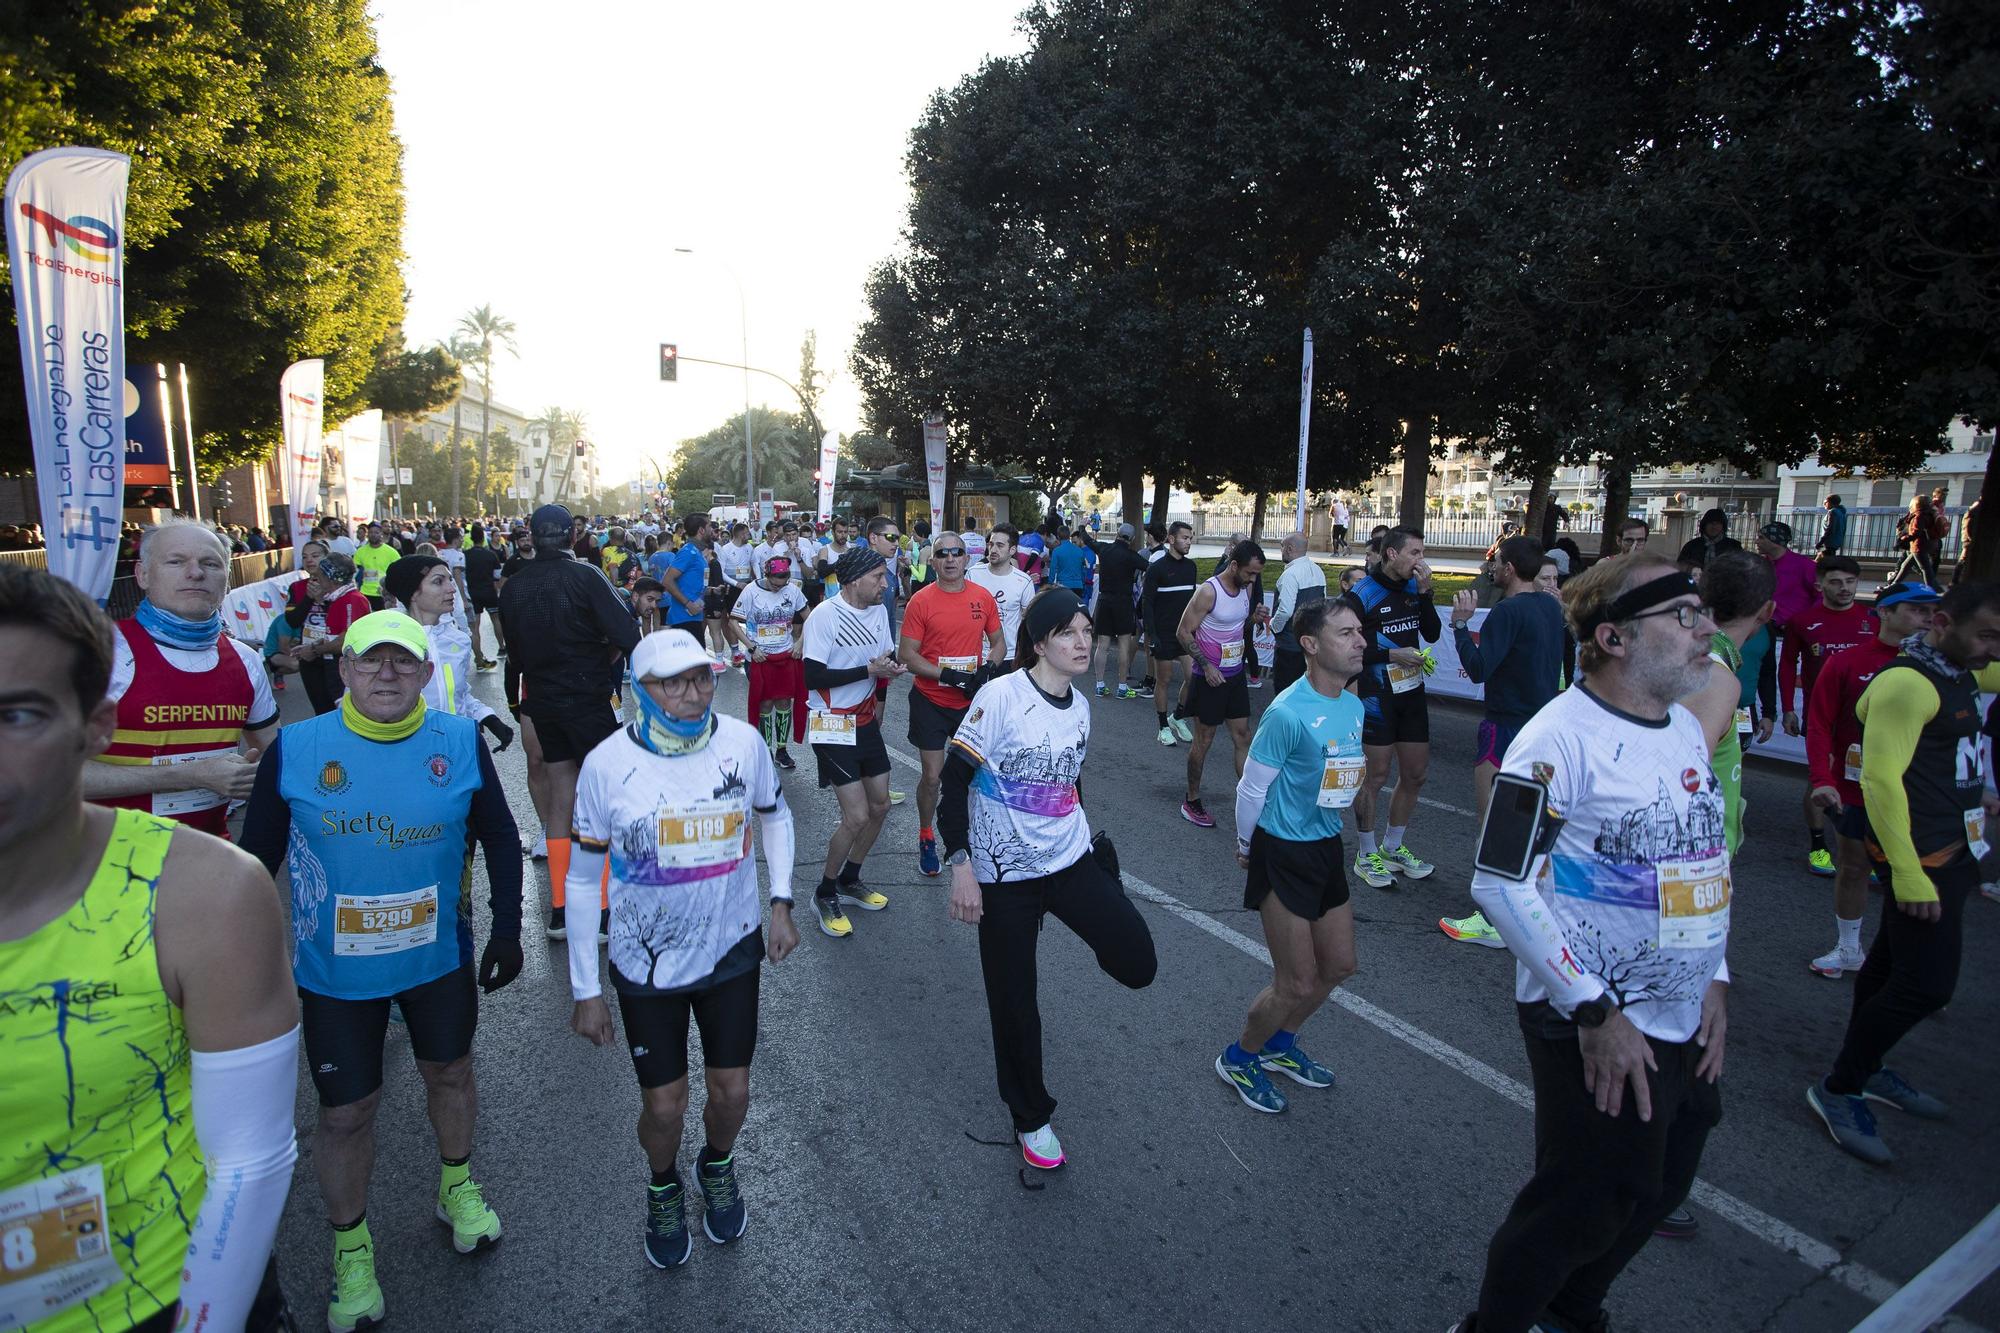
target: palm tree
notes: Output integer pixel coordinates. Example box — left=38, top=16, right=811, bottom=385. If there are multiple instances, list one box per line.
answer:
left=531, top=407, right=586, bottom=507
left=455, top=305, right=518, bottom=511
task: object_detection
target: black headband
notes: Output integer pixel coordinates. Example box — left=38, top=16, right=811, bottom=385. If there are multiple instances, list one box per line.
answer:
left=1023, top=588, right=1087, bottom=646
left=834, top=545, right=886, bottom=586
left=1582, top=570, right=1699, bottom=633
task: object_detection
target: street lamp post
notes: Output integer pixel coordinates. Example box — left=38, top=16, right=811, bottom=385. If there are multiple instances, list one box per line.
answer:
left=673, top=247, right=754, bottom=516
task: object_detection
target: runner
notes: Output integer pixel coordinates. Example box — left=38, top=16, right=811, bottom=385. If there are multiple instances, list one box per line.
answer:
left=1438, top=535, right=1567, bottom=948
left=943, top=588, right=1157, bottom=1168
left=814, top=518, right=853, bottom=602
left=662, top=514, right=712, bottom=645
left=383, top=555, right=516, bottom=751
left=1215, top=598, right=1366, bottom=1113
left=1090, top=523, right=1148, bottom=697
left=82, top=518, right=279, bottom=836
left=499, top=504, right=640, bottom=939
left=801, top=544, right=907, bottom=937
left=564, top=631, right=799, bottom=1266
left=1267, top=531, right=1328, bottom=697
left=1684, top=551, right=1774, bottom=860
left=1342, top=526, right=1442, bottom=889
left=898, top=533, right=1005, bottom=875
left=292, top=551, right=374, bottom=716
left=863, top=517, right=911, bottom=805
left=718, top=522, right=758, bottom=665
left=1803, top=582, right=1938, bottom=977
left=239, top=610, right=524, bottom=1332
left=1451, top=555, right=1728, bottom=1333
left=967, top=524, right=1037, bottom=670
left=354, top=522, right=397, bottom=610
left=1173, top=540, right=1267, bottom=828
left=1142, top=521, right=1201, bottom=746
left=730, top=554, right=810, bottom=771
left=1806, top=581, right=2000, bottom=1165
left=464, top=522, right=505, bottom=665
left=1778, top=557, right=1874, bottom=877
left=1, top=564, right=300, bottom=1333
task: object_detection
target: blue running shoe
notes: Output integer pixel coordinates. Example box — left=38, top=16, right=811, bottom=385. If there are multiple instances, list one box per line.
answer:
left=697, top=1151, right=747, bottom=1244
left=918, top=835, right=941, bottom=878
left=1260, top=1044, right=1335, bottom=1089
left=1806, top=1079, right=1892, bottom=1165
left=644, top=1177, right=692, bottom=1268
left=1863, top=1068, right=1948, bottom=1120
left=1215, top=1050, right=1286, bottom=1113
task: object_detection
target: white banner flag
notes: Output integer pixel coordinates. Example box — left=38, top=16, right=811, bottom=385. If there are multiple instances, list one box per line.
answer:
left=280, top=359, right=325, bottom=567
left=338, top=408, right=381, bottom=524
left=1296, top=327, right=1314, bottom=523
left=5, top=147, right=131, bottom=602
left=921, top=413, right=948, bottom=534
left=817, top=432, right=839, bottom=519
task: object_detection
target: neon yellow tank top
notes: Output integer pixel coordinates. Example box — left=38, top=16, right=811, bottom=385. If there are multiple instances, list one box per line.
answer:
left=0, top=809, right=201, bottom=1332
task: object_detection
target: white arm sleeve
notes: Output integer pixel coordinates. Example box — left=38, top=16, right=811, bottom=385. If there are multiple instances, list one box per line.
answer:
left=758, top=804, right=795, bottom=902
left=566, top=843, right=609, bottom=1001
left=179, top=1026, right=300, bottom=1333
left=1235, top=756, right=1279, bottom=857
left=1470, top=868, right=1607, bottom=1015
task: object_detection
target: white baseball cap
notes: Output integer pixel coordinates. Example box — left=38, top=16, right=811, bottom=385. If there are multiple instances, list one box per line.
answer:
left=630, top=631, right=721, bottom=682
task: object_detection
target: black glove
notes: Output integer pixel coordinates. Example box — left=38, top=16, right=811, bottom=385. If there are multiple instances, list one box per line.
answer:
left=478, top=936, right=523, bottom=994
left=938, top=667, right=979, bottom=697
left=481, top=715, right=515, bottom=752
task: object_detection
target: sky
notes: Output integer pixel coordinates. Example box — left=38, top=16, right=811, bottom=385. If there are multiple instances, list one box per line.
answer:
left=370, top=0, right=1032, bottom=492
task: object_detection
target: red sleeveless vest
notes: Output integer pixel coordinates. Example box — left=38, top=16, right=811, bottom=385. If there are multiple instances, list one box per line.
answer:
left=95, top=619, right=254, bottom=837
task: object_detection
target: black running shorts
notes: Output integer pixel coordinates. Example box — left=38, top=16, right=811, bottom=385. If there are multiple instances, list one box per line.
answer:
left=1244, top=829, right=1350, bottom=921
left=525, top=704, right=621, bottom=765
left=616, top=946, right=762, bottom=1088
left=907, top=688, right=969, bottom=751
left=1094, top=596, right=1136, bottom=638
left=1184, top=670, right=1251, bottom=727
left=1361, top=686, right=1430, bottom=748
left=815, top=718, right=892, bottom=788
left=300, top=965, right=479, bottom=1107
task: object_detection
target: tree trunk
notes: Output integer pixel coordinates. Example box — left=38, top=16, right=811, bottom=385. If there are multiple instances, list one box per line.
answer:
left=1119, top=455, right=1145, bottom=535
left=448, top=398, right=462, bottom=516
left=1150, top=473, right=1171, bottom=531
left=477, top=364, right=492, bottom=513
left=1398, top=415, right=1431, bottom=529
left=1250, top=489, right=1268, bottom=541
left=1957, top=442, right=2000, bottom=584
left=1599, top=460, right=1633, bottom=555
left=1524, top=471, right=1553, bottom=543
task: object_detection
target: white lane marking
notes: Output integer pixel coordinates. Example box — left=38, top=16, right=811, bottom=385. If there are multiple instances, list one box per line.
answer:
left=876, top=738, right=1980, bottom=1327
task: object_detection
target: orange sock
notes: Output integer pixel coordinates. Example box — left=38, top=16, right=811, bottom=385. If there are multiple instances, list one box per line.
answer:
left=599, top=856, right=610, bottom=909
left=547, top=836, right=571, bottom=909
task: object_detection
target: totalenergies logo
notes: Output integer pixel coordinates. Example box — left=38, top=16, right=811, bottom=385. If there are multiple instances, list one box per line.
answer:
left=19, top=202, right=118, bottom=262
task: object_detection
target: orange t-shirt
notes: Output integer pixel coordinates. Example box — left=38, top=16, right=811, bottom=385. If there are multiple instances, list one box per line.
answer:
left=901, top=581, right=1001, bottom=709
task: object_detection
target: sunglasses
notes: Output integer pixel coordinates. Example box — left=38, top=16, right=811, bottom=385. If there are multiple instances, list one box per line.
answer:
left=933, top=547, right=967, bottom=559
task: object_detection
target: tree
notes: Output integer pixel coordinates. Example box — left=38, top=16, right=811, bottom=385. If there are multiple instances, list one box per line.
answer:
left=530, top=407, right=584, bottom=510
left=667, top=407, right=814, bottom=515
left=363, top=332, right=461, bottom=422
left=454, top=304, right=517, bottom=508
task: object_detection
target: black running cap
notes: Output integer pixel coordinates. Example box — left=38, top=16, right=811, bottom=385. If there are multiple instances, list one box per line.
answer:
left=530, top=504, right=573, bottom=542
left=1580, top=570, right=1700, bottom=633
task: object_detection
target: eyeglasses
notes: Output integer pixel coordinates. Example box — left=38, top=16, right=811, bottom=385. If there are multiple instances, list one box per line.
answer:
left=348, top=654, right=426, bottom=676
left=650, top=671, right=716, bottom=694
left=933, top=548, right=967, bottom=559
left=1625, top=603, right=1711, bottom=629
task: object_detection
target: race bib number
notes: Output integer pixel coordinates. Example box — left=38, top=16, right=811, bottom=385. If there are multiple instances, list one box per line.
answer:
left=657, top=800, right=747, bottom=870
left=1388, top=662, right=1423, bottom=695
left=1844, top=743, right=1862, bottom=783
left=939, top=654, right=978, bottom=674
left=1734, top=706, right=1752, bottom=738
left=1318, top=754, right=1365, bottom=809
left=1219, top=640, right=1245, bottom=671
left=754, top=621, right=788, bottom=645
left=334, top=885, right=439, bottom=957
left=0, top=1164, right=123, bottom=1328
left=149, top=748, right=232, bottom=817
left=808, top=711, right=857, bottom=746
left=1966, top=809, right=1989, bottom=860
left=1657, top=854, right=1731, bottom=951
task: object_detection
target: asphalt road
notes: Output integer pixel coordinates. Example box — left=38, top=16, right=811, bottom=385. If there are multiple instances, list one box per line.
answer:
left=267, top=637, right=2000, bottom=1332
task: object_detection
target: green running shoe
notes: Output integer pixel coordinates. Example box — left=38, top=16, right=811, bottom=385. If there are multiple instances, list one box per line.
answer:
left=1807, top=847, right=1836, bottom=877
left=1259, top=1044, right=1336, bottom=1088
left=1383, top=844, right=1434, bottom=880
left=1439, top=911, right=1507, bottom=948
left=1353, top=850, right=1394, bottom=890
left=436, top=1172, right=502, bottom=1253
left=1170, top=715, right=1194, bottom=743
left=1216, top=1050, right=1287, bottom=1113
left=327, top=1228, right=385, bottom=1332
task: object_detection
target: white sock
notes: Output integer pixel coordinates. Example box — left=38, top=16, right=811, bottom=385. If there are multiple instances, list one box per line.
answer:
left=1359, top=832, right=1378, bottom=856
left=1837, top=916, right=1862, bottom=952
left=1385, top=825, right=1407, bottom=852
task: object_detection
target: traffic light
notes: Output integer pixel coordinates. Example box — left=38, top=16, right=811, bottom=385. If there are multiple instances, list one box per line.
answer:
left=214, top=479, right=234, bottom=509
left=659, top=343, right=678, bottom=382
left=575, top=441, right=587, bottom=457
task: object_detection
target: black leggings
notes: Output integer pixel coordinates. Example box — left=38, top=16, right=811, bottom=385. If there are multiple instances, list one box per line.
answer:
left=1828, top=856, right=1975, bottom=1093
left=1473, top=1003, right=1721, bottom=1332
left=976, top=852, right=1157, bottom=1132
left=299, top=657, right=342, bottom=715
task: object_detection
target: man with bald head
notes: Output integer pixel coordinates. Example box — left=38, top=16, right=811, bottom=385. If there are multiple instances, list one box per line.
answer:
left=1268, top=532, right=1328, bottom=696
left=84, top=517, right=278, bottom=838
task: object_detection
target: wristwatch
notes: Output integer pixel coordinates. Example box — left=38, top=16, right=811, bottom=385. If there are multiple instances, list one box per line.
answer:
left=945, top=849, right=970, bottom=867
left=1571, top=996, right=1615, bottom=1029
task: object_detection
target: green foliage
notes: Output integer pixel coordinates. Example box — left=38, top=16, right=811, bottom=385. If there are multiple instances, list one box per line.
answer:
left=0, top=0, right=409, bottom=470
left=364, top=331, right=461, bottom=420
left=668, top=407, right=816, bottom=514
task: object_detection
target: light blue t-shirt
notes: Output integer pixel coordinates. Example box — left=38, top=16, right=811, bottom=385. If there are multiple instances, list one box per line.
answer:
left=1247, top=676, right=1366, bottom=843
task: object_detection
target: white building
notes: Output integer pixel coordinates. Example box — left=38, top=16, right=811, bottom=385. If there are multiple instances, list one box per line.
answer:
left=376, top=387, right=598, bottom=514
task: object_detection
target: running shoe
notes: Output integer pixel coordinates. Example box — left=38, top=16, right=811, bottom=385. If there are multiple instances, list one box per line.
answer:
left=435, top=1172, right=502, bottom=1253
left=888, top=790, right=906, bottom=805
left=1383, top=844, right=1435, bottom=880
left=1094, top=681, right=1109, bottom=696
left=919, top=835, right=941, bottom=877
left=1807, top=847, right=1836, bottom=877
left=1137, top=681, right=1155, bottom=699
left=1806, top=1079, right=1892, bottom=1165
left=1353, top=851, right=1394, bottom=890
left=546, top=906, right=567, bottom=940
left=1259, top=1044, right=1335, bottom=1088
left=1809, top=944, right=1865, bottom=978
left=839, top=883, right=889, bottom=911
left=1982, top=880, right=2000, bottom=905
left=774, top=747, right=796, bottom=772
left=1863, top=1068, right=1948, bottom=1120
left=1180, top=799, right=1216, bottom=828
left=1215, top=1050, right=1286, bottom=1113
left=1247, top=673, right=1264, bottom=689
left=530, top=832, right=548, bottom=859
left=644, top=1178, right=692, bottom=1268
left=1170, top=716, right=1194, bottom=743
left=1157, top=724, right=1177, bottom=747
left=1654, top=1207, right=1699, bottom=1239
left=697, top=1152, right=747, bottom=1243
left=813, top=895, right=852, bottom=938
left=1018, top=1123, right=1065, bottom=1169
left=327, top=1231, right=384, bottom=1332
left=1439, top=912, right=1507, bottom=948
left=1116, top=684, right=1139, bottom=700
left=599, top=909, right=611, bottom=943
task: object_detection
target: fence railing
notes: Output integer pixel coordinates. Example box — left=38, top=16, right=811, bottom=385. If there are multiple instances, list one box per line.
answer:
left=0, top=547, right=297, bottom=619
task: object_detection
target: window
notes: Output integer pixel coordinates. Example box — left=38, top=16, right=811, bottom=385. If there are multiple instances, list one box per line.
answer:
left=1971, top=431, right=1994, bottom=454
left=1870, top=480, right=1904, bottom=508
left=1963, top=480, right=1983, bottom=507
left=1792, top=480, right=1820, bottom=509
